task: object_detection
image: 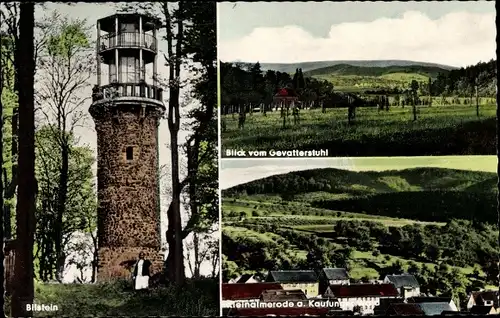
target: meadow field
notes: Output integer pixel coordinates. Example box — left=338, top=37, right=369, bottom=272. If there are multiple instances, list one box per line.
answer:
left=221, top=103, right=496, bottom=156
left=222, top=165, right=499, bottom=306
left=4, top=278, right=218, bottom=317
left=312, top=72, right=431, bottom=92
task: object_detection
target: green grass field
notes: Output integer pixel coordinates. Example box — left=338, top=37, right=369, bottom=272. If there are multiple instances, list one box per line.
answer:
left=346, top=156, right=498, bottom=173
left=221, top=103, right=496, bottom=157
left=312, top=73, right=431, bottom=91
left=3, top=279, right=219, bottom=317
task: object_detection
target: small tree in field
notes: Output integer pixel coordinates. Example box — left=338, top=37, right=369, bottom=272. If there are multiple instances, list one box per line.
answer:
left=410, top=80, right=419, bottom=121
left=428, top=77, right=432, bottom=107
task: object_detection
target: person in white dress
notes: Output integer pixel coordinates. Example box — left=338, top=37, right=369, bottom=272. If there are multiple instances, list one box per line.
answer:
left=132, top=252, right=151, bottom=291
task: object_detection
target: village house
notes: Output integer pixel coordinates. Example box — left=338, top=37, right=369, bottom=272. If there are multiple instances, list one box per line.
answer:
left=407, top=296, right=458, bottom=311
left=227, top=306, right=331, bottom=316
left=385, top=303, right=424, bottom=316
left=266, top=270, right=319, bottom=297
left=374, top=298, right=405, bottom=315
left=384, top=274, right=420, bottom=298
left=441, top=311, right=472, bottom=316
left=259, top=289, right=309, bottom=308
left=418, top=302, right=456, bottom=315
left=467, top=290, right=499, bottom=310
left=228, top=273, right=261, bottom=284
left=323, top=283, right=400, bottom=315
left=318, top=268, right=350, bottom=293
left=221, top=282, right=282, bottom=309
left=386, top=302, right=455, bottom=316
left=260, top=289, right=307, bottom=302
left=469, top=305, right=498, bottom=315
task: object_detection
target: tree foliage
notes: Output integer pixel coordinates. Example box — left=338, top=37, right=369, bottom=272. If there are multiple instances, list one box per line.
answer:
left=34, top=125, right=96, bottom=282
left=120, top=1, right=218, bottom=285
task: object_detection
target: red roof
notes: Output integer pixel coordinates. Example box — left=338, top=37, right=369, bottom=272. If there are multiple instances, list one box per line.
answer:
left=326, top=284, right=399, bottom=297
left=229, top=306, right=330, bottom=316
left=277, top=88, right=289, bottom=96
left=222, top=283, right=283, bottom=300
left=274, top=88, right=298, bottom=97
left=387, top=303, right=424, bottom=315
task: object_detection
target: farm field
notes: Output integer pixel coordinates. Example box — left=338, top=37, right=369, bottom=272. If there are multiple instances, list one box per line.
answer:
left=221, top=103, right=496, bottom=157
left=312, top=72, right=431, bottom=91
left=222, top=165, right=499, bottom=305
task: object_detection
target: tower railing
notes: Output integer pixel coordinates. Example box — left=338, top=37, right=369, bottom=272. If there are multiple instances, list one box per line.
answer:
left=92, top=82, right=163, bottom=103
left=98, top=32, right=157, bottom=52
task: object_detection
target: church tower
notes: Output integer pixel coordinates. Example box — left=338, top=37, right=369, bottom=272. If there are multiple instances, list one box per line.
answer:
left=90, top=13, right=164, bottom=281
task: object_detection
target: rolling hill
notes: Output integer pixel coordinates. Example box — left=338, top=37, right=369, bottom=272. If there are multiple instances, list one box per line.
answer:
left=231, top=59, right=457, bottom=74
left=223, top=167, right=497, bottom=197
left=223, top=167, right=498, bottom=224
left=302, top=63, right=451, bottom=79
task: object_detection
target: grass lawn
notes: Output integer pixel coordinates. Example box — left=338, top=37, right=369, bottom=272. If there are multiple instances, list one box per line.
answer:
left=4, top=278, right=219, bottom=317
left=223, top=226, right=283, bottom=243
left=221, top=104, right=496, bottom=156
left=312, top=73, right=431, bottom=90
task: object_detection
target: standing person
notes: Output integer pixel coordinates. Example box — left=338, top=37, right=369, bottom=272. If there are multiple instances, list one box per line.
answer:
left=132, top=252, right=152, bottom=291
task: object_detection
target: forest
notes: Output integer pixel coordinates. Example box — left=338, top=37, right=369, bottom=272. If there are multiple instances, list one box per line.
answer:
left=222, top=166, right=499, bottom=309
left=1, top=2, right=218, bottom=317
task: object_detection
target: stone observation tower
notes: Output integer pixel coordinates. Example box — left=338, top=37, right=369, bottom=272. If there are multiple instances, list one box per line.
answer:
left=90, top=13, right=165, bottom=281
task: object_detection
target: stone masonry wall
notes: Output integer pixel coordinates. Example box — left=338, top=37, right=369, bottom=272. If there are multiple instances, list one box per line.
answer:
left=91, top=104, right=163, bottom=281
left=97, top=246, right=163, bottom=281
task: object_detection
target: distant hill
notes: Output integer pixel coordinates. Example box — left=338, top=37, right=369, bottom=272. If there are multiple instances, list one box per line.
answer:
left=223, top=167, right=497, bottom=196
left=302, top=63, right=451, bottom=79
left=223, top=167, right=497, bottom=224
left=231, top=60, right=457, bottom=74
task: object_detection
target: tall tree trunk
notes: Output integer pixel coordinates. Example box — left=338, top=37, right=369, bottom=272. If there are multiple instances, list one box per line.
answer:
left=0, top=46, right=4, bottom=304
left=55, top=142, right=69, bottom=281
left=210, top=248, right=219, bottom=278
left=11, top=3, right=35, bottom=317
left=475, top=84, right=479, bottom=117
left=187, top=137, right=200, bottom=278
left=412, top=94, right=417, bottom=121
left=428, top=77, right=432, bottom=107
left=164, top=1, right=185, bottom=285
left=193, top=232, right=200, bottom=279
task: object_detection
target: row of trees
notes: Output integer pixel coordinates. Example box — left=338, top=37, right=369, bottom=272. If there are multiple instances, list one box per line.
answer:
left=1, top=2, right=218, bottom=316
left=221, top=62, right=346, bottom=114
left=328, top=219, right=498, bottom=279
left=222, top=224, right=352, bottom=282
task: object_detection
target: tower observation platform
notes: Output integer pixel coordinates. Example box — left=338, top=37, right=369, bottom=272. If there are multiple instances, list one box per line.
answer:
left=89, top=12, right=165, bottom=281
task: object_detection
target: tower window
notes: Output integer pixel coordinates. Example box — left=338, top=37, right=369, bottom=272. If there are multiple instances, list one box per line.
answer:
left=126, top=147, right=134, bottom=160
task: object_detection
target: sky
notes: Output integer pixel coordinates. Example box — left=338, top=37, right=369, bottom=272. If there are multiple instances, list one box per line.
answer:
left=33, top=2, right=214, bottom=282
left=218, top=1, right=496, bottom=67
left=220, top=156, right=498, bottom=189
